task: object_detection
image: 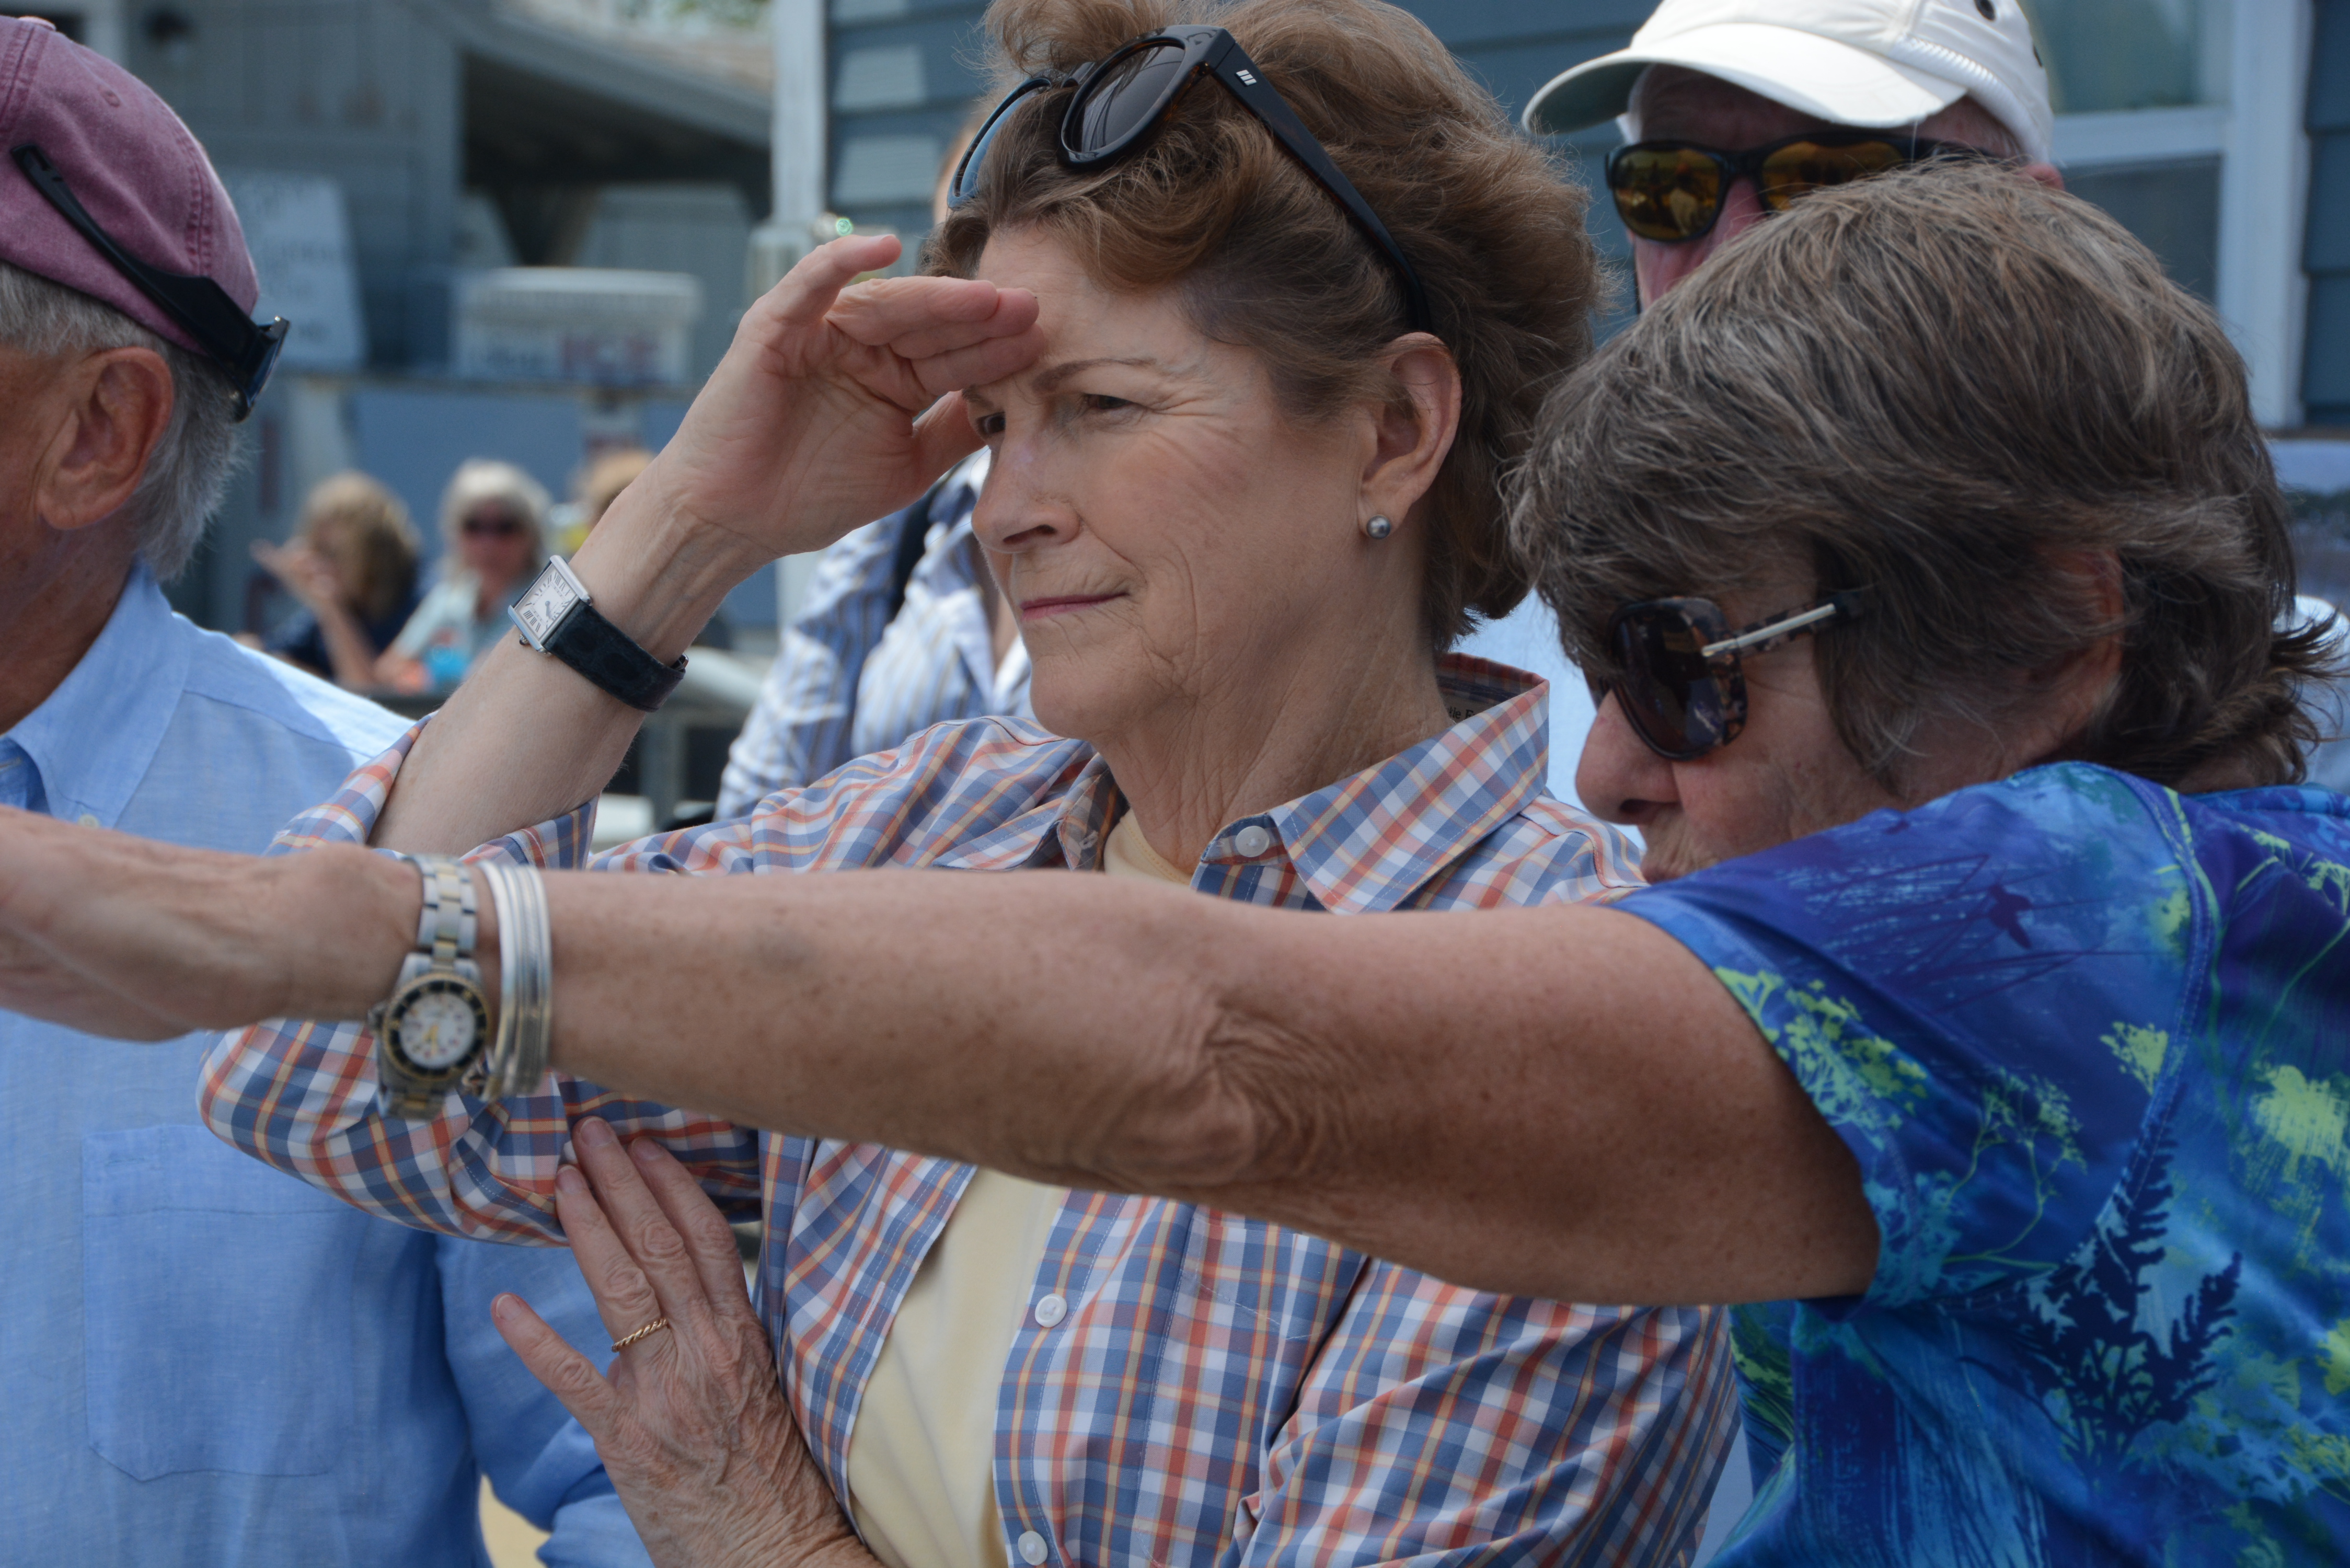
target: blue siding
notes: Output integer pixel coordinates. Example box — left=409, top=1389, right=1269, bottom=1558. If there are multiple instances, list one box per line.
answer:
left=827, top=0, right=994, bottom=245
left=2307, top=0, right=2350, bottom=426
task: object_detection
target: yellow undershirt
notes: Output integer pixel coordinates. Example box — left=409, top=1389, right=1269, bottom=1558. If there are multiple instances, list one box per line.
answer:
left=1102, top=808, right=1194, bottom=886
left=844, top=811, right=1189, bottom=1568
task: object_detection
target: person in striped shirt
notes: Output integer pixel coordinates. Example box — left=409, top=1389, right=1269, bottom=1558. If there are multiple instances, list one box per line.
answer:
left=179, top=0, right=1734, bottom=1563
left=713, top=449, right=1021, bottom=821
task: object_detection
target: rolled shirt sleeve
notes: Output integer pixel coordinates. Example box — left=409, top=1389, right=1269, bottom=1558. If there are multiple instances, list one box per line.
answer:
left=200, top=722, right=763, bottom=1243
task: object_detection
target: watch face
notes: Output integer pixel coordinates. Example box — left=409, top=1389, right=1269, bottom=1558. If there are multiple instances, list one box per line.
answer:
left=512, top=566, right=579, bottom=649
left=387, top=975, right=488, bottom=1074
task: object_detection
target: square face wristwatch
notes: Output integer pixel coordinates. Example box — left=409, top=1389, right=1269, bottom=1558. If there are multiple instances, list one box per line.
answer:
left=510, top=556, right=688, bottom=711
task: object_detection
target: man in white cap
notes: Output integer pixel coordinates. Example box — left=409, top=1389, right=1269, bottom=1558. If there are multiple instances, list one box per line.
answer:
left=1513, top=0, right=2350, bottom=814
left=1458, top=1, right=2061, bottom=809
left=1522, top=0, right=2061, bottom=306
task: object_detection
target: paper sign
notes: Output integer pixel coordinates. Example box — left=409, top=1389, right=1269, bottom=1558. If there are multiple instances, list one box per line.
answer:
left=221, top=171, right=366, bottom=371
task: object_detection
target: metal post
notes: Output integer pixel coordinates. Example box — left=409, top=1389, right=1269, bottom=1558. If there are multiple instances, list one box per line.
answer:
left=748, top=0, right=828, bottom=301
left=77, top=0, right=125, bottom=60
left=2215, top=0, right=2314, bottom=429
left=638, top=711, right=686, bottom=829
left=747, top=0, right=831, bottom=631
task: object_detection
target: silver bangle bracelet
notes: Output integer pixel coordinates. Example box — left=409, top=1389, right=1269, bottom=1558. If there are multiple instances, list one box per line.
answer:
left=473, top=859, right=554, bottom=1101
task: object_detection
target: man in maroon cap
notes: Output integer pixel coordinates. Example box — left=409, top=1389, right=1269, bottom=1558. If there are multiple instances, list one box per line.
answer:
left=0, top=18, right=651, bottom=1564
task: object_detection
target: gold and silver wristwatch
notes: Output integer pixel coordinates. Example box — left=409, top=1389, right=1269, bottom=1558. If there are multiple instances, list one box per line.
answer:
left=370, top=855, right=490, bottom=1119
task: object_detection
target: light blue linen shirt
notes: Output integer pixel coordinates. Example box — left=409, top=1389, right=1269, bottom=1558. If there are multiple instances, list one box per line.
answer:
left=0, top=567, right=649, bottom=1567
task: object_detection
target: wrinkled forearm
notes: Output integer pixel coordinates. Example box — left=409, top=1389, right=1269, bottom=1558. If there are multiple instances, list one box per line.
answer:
left=542, top=867, right=1246, bottom=1186
left=1, top=791, right=1876, bottom=1305
left=530, top=866, right=1876, bottom=1306
left=0, top=806, right=411, bottom=1038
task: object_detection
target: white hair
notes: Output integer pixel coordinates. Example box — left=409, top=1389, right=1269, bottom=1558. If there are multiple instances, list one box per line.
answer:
left=435, top=457, right=551, bottom=581
left=0, top=259, right=241, bottom=581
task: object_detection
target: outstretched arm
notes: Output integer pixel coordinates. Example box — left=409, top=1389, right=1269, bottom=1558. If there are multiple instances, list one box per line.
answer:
left=0, top=808, right=1874, bottom=1307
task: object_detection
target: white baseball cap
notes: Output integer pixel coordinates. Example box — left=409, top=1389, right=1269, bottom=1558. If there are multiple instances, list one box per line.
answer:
left=1522, top=0, right=2054, bottom=164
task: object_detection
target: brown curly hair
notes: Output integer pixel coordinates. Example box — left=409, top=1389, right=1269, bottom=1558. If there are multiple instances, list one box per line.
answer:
left=927, top=0, right=1604, bottom=644
left=1514, top=159, right=2342, bottom=792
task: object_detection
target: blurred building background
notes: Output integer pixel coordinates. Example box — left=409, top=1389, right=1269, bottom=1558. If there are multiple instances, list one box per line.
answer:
left=822, top=0, right=2344, bottom=431
left=15, top=0, right=780, bottom=648
left=14, top=0, right=2342, bottom=638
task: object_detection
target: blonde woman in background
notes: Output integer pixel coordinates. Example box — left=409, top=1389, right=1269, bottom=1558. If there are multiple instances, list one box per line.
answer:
left=381, top=458, right=550, bottom=693
left=251, top=471, right=422, bottom=688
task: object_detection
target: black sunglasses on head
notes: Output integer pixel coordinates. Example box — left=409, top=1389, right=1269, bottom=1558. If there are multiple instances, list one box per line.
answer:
left=949, top=25, right=1433, bottom=335
left=11, top=143, right=288, bottom=420
left=1600, top=592, right=1864, bottom=762
left=1605, top=130, right=1986, bottom=245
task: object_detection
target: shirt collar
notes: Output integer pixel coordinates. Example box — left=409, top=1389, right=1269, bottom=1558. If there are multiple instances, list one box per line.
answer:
left=1250, top=654, right=1552, bottom=913
left=930, top=655, right=1554, bottom=909
left=3, top=563, right=190, bottom=828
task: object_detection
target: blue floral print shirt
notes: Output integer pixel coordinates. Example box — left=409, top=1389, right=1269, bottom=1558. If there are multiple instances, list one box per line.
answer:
left=1623, top=762, right=2350, bottom=1567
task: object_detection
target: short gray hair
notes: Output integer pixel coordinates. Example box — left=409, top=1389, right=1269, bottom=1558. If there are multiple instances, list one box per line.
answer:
left=1513, top=159, right=2336, bottom=791
left=0, top=259, right=241, bottom=580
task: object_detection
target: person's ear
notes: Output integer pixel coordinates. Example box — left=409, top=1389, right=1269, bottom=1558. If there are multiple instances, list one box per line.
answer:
left=1360, top=334, right=1461, bottom=531
left=2021, top=160, right=2064, bottom=192
left=36, top=347, right=177, bottom=533
left=2015, top=547, right=2124, bottom=767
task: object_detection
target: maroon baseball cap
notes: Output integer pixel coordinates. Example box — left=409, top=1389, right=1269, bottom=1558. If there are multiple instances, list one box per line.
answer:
left=0, top=15, right=282, bottom=412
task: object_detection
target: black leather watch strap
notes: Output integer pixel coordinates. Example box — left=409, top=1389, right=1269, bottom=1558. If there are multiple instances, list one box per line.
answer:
left=545, top=598, right=688, bottom=711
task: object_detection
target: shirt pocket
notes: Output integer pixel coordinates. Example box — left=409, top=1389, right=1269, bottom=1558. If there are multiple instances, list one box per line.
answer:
left=82, top=1125, right=361, bottom=1479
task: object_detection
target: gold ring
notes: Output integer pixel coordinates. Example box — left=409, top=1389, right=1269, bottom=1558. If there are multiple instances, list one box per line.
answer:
left=610, top=1316, right=671, bottom=1353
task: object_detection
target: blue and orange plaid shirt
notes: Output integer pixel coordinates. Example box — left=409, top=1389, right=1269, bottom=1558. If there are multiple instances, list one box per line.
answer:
left=204, top=656, right=1737, bottom=1566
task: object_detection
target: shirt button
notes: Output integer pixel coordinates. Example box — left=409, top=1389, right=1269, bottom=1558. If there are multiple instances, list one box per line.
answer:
left=1017, top=1530, right=1049, bottom=1565
left=1232, top=824, right=1272, bottom=858
left=1032, top=1292, right=1067, bottom=1328
left=77, top=813, right=100, bottom=827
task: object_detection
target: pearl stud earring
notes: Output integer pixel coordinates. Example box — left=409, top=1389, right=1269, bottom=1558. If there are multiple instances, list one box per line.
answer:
left=1363, top=514, right=1393, bottom=540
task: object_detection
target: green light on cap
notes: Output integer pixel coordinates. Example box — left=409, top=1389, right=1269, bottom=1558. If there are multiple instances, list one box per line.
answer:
left=834, top=216, right=855, bottom=236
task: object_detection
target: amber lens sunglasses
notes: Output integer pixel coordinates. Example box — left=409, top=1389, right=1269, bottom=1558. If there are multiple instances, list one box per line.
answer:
left=1605, top=130, right=1983, bottom=244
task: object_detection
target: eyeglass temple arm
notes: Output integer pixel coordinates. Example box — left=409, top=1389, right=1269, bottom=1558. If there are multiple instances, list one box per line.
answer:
left=1701, top=591, right=1865, bottom=659
left=11, top=143, right=282, bottom=412
left=1200, top=34, right=1433, bottom=334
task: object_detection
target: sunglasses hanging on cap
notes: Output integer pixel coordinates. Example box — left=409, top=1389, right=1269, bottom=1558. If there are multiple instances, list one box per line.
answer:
left=11, top=143, right=289, bottom=420
left=948, top=25, right=1433, bottom=335
left=1606, top=130, right=1989, bottom=245
left=1600, top=592, right=1864, bottom=761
